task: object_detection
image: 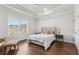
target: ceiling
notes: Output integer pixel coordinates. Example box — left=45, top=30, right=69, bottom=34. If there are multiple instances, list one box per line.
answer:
left=0, top=4, right=73, bottom=17
left=20, top=4, right=63, bottom=14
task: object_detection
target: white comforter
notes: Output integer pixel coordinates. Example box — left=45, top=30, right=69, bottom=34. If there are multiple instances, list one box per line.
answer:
left=28, top=34, right=55, bottom=50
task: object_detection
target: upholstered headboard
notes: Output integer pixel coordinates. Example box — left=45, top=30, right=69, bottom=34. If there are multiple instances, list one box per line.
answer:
left=41, top=27, right=57, bottom=34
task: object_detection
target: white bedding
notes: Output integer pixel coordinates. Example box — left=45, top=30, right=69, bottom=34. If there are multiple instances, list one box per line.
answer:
left=28, top=33, right=55, bottom=50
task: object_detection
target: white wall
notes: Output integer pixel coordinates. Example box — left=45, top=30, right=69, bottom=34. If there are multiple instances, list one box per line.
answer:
left=28, top=18, right=37, bottom=35
left=0, top=14, right=8, bottom=38
left=36, top=11, right=74, bottom=43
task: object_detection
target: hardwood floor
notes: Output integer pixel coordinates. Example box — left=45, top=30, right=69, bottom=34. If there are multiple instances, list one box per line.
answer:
left=0, top=40, right=78, bottom=55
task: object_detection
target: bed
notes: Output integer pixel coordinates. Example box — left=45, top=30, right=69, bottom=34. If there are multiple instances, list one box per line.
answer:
left=28, top=27, right=57, bottom=50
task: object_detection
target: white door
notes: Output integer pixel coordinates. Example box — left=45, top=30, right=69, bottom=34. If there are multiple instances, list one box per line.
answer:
left=75, top=17, right=79, bottom=44
left=74, top=17, right=79, bottom=54
left=74, top=5, right=79, bottom=54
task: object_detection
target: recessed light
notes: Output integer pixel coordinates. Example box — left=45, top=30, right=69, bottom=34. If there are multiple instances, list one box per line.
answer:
left=44, top=8, right=47, bottom=11
left=44, top=11, right=51, bottom=15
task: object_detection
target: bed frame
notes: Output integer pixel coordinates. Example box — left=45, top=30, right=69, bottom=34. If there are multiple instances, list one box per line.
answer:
left=28, top=27, right=58, bottom=50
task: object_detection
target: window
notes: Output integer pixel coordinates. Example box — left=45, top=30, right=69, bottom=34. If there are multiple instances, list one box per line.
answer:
left=8, top=18, right=28, bottom=35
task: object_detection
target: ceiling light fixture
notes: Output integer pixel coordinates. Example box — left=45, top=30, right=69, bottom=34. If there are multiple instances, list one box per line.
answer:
left=44, top=8, right=47, bottom=11
left=44, top=11, right=51, bottom=15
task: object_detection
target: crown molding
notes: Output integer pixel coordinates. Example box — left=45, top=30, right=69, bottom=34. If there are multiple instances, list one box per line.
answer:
left=0, top=5, right=36, bottom=17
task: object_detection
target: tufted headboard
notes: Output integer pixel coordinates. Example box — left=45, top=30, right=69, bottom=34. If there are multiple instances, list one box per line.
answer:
left=41, top=27, right=57, bottom=34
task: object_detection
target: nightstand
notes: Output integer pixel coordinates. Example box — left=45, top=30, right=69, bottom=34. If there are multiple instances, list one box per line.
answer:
left=35, top=32, right=41, bottom=34
left=55, top=34, right=64, bottom=42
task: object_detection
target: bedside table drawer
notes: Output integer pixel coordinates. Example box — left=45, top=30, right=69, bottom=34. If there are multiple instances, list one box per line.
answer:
left=55, top=34, right=64, bottom=39
left=55, top=34, right=64, bottom=42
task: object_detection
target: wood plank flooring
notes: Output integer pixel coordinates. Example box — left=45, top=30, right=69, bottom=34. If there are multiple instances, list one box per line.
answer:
left=0, top=40, right=78, bottom=55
